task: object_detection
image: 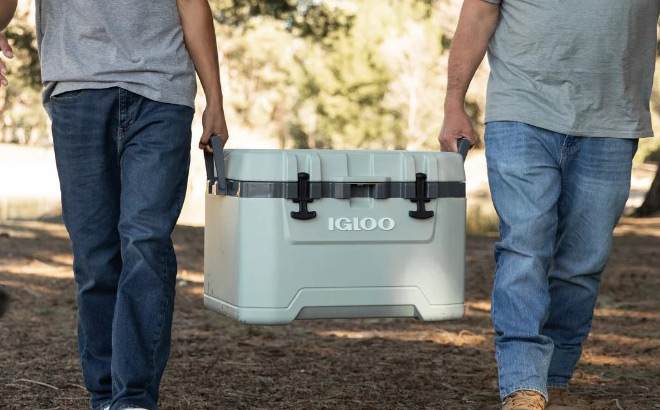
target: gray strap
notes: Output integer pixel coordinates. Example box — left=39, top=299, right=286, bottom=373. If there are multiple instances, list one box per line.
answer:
left=457, top=138, right=471, bottom=162
left=207, top=134, right=226, bottom=193
left=205, top=138, right=469, bottom=197
left=217, top=180, right=466, bottom=199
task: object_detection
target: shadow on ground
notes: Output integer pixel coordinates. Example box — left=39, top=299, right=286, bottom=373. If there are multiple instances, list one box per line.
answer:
left=0, top=218, right=658, bottom=410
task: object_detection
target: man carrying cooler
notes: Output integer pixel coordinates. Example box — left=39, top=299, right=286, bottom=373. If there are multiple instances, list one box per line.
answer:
left=439, top=1, right=657, bottom=409
left=0, top=1, right=229, bottom=409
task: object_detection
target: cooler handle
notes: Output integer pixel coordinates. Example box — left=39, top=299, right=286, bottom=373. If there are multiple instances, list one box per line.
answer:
left=457, top=138, right=471, bottom=162
left=203, top=134, right=227, bottom=193
left=330, top=176, right=391, bottom=184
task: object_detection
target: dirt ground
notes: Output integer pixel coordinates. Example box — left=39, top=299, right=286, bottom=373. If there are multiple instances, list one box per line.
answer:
left=0, top=217, right=658, bottom=410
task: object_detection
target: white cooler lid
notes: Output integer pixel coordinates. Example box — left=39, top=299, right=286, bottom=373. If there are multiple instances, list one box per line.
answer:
left=221, top=149, right=465, bottom=183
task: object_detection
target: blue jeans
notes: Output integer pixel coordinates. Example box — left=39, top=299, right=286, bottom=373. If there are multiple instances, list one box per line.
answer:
left=485, top=121, right=637, bottom=401
left=51, top=88, right=194, bottom=410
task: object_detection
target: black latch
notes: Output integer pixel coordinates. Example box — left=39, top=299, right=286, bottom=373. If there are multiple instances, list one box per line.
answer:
left=409, top=173, right=434, bottom=219
left=291, top=172, right=317, bottom=220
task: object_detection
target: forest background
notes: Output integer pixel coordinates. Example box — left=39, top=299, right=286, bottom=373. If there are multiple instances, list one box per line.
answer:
left=2, top=0, right=660, bottom=223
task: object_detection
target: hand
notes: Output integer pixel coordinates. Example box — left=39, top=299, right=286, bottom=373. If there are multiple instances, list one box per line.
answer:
left=0, top=33, right=13, bottom=87
left=199, top=102, right=229, bottom=154
left=438, top=104, right=476, bottom=152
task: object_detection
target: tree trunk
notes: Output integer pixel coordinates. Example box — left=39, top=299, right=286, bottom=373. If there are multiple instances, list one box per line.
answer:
left=0, top=286, right=9, bottom=318
left=634, top=164, right=660, bottom=217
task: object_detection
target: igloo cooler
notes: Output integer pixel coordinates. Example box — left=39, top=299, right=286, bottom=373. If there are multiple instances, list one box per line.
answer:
left=204, top=137, right=470, bottom=325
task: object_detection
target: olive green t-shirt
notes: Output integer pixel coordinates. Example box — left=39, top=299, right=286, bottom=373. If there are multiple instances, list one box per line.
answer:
left=481, top=0, right=660, bottom=138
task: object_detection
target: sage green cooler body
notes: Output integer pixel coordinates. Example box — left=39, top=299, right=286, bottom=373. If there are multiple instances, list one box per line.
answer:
left=204, top=146, right=467, bottom=325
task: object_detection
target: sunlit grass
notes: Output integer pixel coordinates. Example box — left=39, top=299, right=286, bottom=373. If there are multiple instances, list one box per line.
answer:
left=317, top=329, right=490, bottom=347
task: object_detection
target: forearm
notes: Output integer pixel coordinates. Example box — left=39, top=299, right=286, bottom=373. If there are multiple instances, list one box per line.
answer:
left=444, top=0, right=500, bottom=110
left=0, top=0, right=18, bottom=31
left=177, top=0, right=223, bottom=108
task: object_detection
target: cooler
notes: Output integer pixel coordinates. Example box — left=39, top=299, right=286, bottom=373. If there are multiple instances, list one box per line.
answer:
left=204, top=137, right=469, bottom=325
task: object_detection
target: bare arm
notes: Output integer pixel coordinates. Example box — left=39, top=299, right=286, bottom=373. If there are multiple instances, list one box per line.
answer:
left=177, top=0, right=229, bottom=151
left=439, top=0, right=499, bottom=152
left=0, top=0, right=17, bottom=31
left=0, top=0, right=17, bottom=88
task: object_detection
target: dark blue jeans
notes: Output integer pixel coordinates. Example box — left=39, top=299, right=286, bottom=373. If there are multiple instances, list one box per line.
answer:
left=51, top=87, right=194, bottom=410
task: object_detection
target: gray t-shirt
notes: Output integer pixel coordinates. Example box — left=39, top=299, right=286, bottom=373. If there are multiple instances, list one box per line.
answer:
left=481, top=0, right=660, bottom=138
left=35, top=0, right=197, bottom=110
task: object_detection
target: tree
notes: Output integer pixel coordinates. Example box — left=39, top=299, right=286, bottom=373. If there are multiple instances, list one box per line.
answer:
left=380, top=0, right=451, bottom=150
left=3, top=0, right=482, bottom=151
left=210, top=0, right=354, bottom=39
left=634, top=172, right=660, bottom=217
left=0, top=2, right=46, bottom=145
left=215, top=0, right=455, bottom=150
left=293, top=0, right=400, bottom=149
left=633, top=32, right=660, bottom=217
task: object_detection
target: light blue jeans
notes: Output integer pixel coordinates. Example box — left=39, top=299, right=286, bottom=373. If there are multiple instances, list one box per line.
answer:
left=485, top=121, right=637, bottom=401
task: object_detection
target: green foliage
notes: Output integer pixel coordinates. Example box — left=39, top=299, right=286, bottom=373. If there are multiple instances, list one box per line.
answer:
left=3, top=20, right=41, bottom=89
left=1, top=8, right=47, bottom=145
left=637, top=137, right=660, bottom=164
left=2, top=0, right=466, bottom=151
left=643, top=25, right=660, bottom=163
left=220, top=21, right=303, bottom=146
left=210, top=0, right=354, bottom=39
left=217, top=0, right=454, bottom=150
left=295, top=2, right=399, bottom=149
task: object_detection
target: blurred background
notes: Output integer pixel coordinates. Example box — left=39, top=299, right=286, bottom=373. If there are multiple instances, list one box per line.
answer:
left=2, top=3, right=660, bottom=409
left=1, top=0, right=660, bottom=228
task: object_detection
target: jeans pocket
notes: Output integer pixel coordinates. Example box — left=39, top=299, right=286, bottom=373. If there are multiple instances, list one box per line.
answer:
left=51, top=89, right=88, bottom=102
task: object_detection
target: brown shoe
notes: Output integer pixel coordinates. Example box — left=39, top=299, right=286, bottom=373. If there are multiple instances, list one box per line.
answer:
left=502, top=390, right=546, bottom=410
left=547, top=388, right=581, bottom=410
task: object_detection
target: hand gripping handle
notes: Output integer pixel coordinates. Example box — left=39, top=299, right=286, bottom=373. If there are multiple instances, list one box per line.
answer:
left=457, top=138, right=471, bottom=162
left=203, top=134, right=227, bottom=194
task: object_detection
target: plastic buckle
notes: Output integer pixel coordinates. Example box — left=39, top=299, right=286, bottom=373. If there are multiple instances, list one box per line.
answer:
left=291, top=172, right=317, bottom=220
left=409, top=173, right=434, bottom=219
